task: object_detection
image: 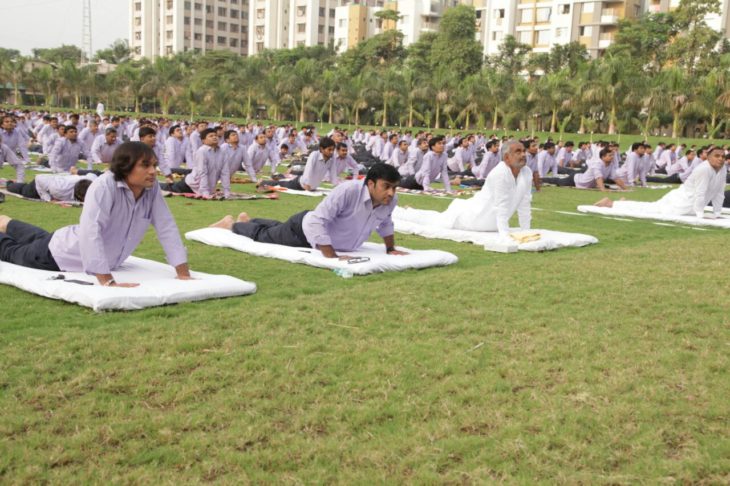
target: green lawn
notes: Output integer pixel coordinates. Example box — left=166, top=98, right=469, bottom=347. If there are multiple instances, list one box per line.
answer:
left=0, top=164, right=728, bottom=483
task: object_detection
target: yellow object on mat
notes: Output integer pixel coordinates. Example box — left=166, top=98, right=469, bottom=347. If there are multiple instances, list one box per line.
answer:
left=509, top=231, right=541, bottom=243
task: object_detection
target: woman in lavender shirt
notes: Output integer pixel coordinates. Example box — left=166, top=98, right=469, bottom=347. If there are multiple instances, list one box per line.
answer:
left=0, top=142, right=191, bottom=287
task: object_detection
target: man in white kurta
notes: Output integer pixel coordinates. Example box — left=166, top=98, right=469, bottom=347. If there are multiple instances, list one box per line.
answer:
left=597, top=147, right=728, bottom=219
left=394, top=140, right=532, bottom=238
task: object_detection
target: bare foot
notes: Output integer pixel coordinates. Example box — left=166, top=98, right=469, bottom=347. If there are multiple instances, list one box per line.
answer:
left=452, top=176, right=462, bottom=185
left=595, top=197, right=614, bottom=208
left=69, top=166, right=78, bottom=175
left=0, top=215, right=11, bottom=233
left=236, top=212, right=250, bottom=223
left=209, top=215, right=234, bottom=230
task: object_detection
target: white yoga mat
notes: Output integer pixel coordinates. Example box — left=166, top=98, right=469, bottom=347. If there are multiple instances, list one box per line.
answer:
left=0, top=256, right=256, bottom=311
left=577, top=205, right=730, bottom=228
left=185, top=228, right=458, bottom=275
left=266, top=186, right=330, bottom=197
left=393, top=219, right=598, bottom=252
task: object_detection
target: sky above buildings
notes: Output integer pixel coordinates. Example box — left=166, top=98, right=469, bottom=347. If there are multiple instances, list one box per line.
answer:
left=0, top=0, right=129, bottom=55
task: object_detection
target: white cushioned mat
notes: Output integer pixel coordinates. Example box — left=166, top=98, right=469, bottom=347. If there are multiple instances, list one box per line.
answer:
left=185, top=228, right=458, bottom=275
left=577, top=205, right=730, bottom=228
left=0, top=256, right=256, bottom=311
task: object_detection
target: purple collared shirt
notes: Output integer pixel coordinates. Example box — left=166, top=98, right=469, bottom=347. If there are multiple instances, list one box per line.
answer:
left=299, top=150, right=337, bottom=190
left=49, top=171, right=187, bottom=274
left=302, top=179, right=397, bottom=252
left=416, top=151, right=450, bottom=191
left=185, top=145, right=231, bottom=197
left=49, top=138, right=83, bottom=173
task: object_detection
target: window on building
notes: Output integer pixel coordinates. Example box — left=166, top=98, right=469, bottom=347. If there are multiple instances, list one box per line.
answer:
left=555, top=27, right=566, bottom=37
left=257, top=9, right=265, bottom=19
left=519, top=30, right=532, bottom=44
left=218, top=21, right=227, bottom=30
left=536, top=7, right=551, bottom=22
left=297, top=41, right=305, bottom=47
left=230, top=23, right=239, bottom=33
left=166, top=15, right=173, bottom=24
left=194, top=2, right=201, bottom=10
left=194, top=18, right=202, bottom=25
left=535, top=29, right=549, bottom=45
left=339, top=18, right=346, bottom=28
left=297, top=6, right=306, bottom=17
left=583, top=2, right=594, bottom=13
left=242, top=26, right=248, bottom=34
left=194, top=33, right=202, bottom=40
left=579, top=25, right=593, bottom=36
left=166, top=45, right=173, bottom=54
left=230, top=0, right=237, bottom=3
left=559, top=4, right=570, bottom=15
left=230, top=9, right=239, bottom=18
left=206, top=19, right=213, bottom=28
left=256, top=26, right=264, bottom=39
left=496, top=8, right=504, bottom=18
left=135, top=2, right=141, bottom=12
left=166, top=0, right=173, bottom=9
left=329, top=9, right=335, bottom=18
left=205, top=5, right=212, bottom=13
left=218, top=36, right=226, bottom=44
left=257, top=42, right=264, bottom=52
left=184, top=1, right=191, bottom=10
left=520, top=9, right=533, bottom=23
left=134, top=46, right=141, bottom=54
left=492, top=31, right=503, bottom=42
left=134, top=17, right=141, bottom=26
left=230, top=38, right=238, bottom=47
left=184, top=16, right=190, bottom=25
left=318, top=25, right=324, bottom=34
left=134, top=31, right=142, bottom=40
left=319, top=7, right=325, bottom=17
left=166, top=30, right=173, bottom=40
left=218, top=7, right=226, bottom=16
left=298, top=23, right=306, bottom=33
left=206, top=34, right=213, bottom=43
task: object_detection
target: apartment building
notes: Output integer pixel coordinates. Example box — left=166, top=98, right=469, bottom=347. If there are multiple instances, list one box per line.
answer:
left=477, top=0, right=642, bottom=58
left=129, top=0, right=250, bottom=58
left=248, top=0, right=346, bottom=55
left=649, top=0, right=730, bottom=38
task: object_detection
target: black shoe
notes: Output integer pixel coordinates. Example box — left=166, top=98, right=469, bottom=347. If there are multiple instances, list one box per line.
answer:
left=0, top=192, right=5, bottom=203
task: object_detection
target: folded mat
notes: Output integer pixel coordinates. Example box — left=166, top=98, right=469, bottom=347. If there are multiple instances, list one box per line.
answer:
left=0, top=256, right=256, bottom=311
left=263, top=185, right=329, bottom=197
left=185, top=228, right=458, bottom=275
left=577, top=205, right=730, bottom=228
left=393, top=218, right=598, bottom=252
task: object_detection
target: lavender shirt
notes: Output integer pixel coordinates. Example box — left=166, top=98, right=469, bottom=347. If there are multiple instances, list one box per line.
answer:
left=49, top=138, right=83, bottom=173
left=574, top=159, right=617, bottom=189
left=302, top=179, right=397, bottom=252
left=221, top=143, right=247, bottom=174
left=185, top=145, right=231, bottom=197
left=416, top=151, right=451, bottom=191
left=49, top=171, right=187, bottom=274
left=299, top=150, right=337, bottom=190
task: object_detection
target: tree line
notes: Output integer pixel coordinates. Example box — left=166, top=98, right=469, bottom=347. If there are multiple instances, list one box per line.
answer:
left=1, top=1, right=729, bottom=139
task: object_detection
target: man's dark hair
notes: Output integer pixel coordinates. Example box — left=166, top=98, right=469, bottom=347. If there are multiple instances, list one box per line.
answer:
left=599, top=148, right=613, bottom=159
left=319, top=136, right=335, bottom=150
left=388, top=134, right=399, bottom=142
left=169, top=125, right=180, bottom=136
left=110, top=142, right=156, bottom=181
left=73, top=179, right=93, bottom=202
left=224, top=129, right=237, bottom=141
left=631, top=142, right=644, bottom=152
left=428, top=136, right=444, bottom=150
left=336, top=142, right=348, bottom=150
left=280, top=143, right=289, bottom=150
left=139, top=126, right=157, bottom=138
left=564, top=141, right=574, bottom=148
left=486, top=140, right=498, bottom=150
left=199, top=128, right=217, bottom=140
left=543, top=142, right=556, bottom=150
left=365, top=163, right=400, bottom=185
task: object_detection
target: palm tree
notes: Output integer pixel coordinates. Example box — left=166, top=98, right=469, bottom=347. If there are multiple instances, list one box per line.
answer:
left=401, top=68, right=429, bottom=128
left=57, top=60, right=87, bottom=108
left=661, top=67, right=691, bottom=139
left=374, top=66, right=403, bottom=127
left=583, top=52, right=632, bottom=134
left=430, top=67, right=453, bottom=129
left=140, top=56, right=185, bottom=115
left=527, top=69, right=573, bottom=133
left=687, top=64, right=729, bottom=138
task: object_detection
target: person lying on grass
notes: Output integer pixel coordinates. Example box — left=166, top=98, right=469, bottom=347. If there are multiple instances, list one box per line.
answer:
left=0, top=142, right=191, bottom=287
left=6, top=173, right=95, bottom=203
left=256, top=136, right=336, bottom=192
left=542, top=148, right=628, bottom=191
left=209, top=163, right=408, bottom=259
left=594, top=146, right=728, bottom=219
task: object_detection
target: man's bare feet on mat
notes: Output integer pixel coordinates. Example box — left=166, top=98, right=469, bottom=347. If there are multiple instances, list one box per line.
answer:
left=237, top=212, right=250, bottom=223
left=595, top=197, right=613, bottom=208
left=210, top=215, right=234, bottom=229
left=0, top=215, right=11, bottom=233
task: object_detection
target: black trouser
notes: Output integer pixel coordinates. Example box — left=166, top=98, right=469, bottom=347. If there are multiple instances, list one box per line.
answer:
left=232, top=210, right=310, bottom=247
left=724, top=190, right=730, bottom=208
left=448, top=169, right=473, bottom=177
left=260, top=176, right=303, bottom=191
left=75, top=169, right=103, bottom=176
left=646, top=174, right=681, bottom=183
left=0, top=219, right=60, bottom=271
left=542, top=173, right=576, bottom=187
left=6, top=180, right=40, bottom=199
left=171, top=167, right=192, bottom=175
left=159, top=180, right=194, bottom=193
left=558, top=166, right=585, bottom=174
left=399, top=175, right=423, bottom=190
left=460, top=179, right=485, bottom=187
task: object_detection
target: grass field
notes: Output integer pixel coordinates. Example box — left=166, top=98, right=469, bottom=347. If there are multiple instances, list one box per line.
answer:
left=0, top=162, right=729, bottom=483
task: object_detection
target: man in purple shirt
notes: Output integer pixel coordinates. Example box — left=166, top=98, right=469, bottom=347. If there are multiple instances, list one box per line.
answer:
left=209, top=163, right=407, bottom=258
left=0, top=142, right=191, bottom=287
left=398, top=136, right=452, bottom=192
left=257, top=137, right=336, bottom=191
left=49, top=126, right=83, bottom=173
left=543, top=148, right=627, bottom=191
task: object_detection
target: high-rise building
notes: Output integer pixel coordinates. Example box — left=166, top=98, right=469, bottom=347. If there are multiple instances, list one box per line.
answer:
left=129, top=0, right=250, bottom=59
left=333, top=1, right=386, bottom=53
left=248, top=0, right=345, bottom=55
left=649, top=0, right=730, bottom=38
left=478, top=0, right=642, bottom=59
